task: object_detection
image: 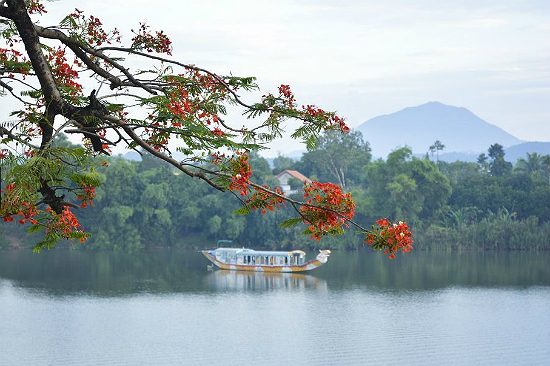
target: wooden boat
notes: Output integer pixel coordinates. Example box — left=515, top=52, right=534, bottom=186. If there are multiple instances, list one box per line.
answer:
left=201, top=247, right=331, bottom=273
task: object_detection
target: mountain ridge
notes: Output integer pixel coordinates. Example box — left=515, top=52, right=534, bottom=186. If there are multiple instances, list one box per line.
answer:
left=357, top=101, right=524, bottom=158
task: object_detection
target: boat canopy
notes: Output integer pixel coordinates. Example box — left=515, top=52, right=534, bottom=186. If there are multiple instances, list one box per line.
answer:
left=216, top=240, right=233, bottom=247
left=215, top=247, right=304, bottom=257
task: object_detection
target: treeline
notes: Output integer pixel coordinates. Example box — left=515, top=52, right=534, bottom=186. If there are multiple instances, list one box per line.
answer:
left=2, top=131, right=550, bottom=251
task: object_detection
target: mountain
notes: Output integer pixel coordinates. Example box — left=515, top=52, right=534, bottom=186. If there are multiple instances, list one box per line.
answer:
left=434, top=142, right=550, bottom=163
left=120, top=151, right=142, bottom=161
left=357, top=101, right=523, bottom=158
left=505, top=142, right=550, bottom=162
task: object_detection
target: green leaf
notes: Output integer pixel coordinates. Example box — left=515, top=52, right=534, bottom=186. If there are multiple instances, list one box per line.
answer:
left=27, top=225, right=43, bottom=234
left=105, top=103, right=125, bottom=112
left=70, top=171, right=104, bottom=186
left=233, top=205, right=252, bottom=215
left=32, top=234, right=59, bottom=253
left=327, top=226, right=345, bottom=236
left=279, top=217, right=303, bottom=229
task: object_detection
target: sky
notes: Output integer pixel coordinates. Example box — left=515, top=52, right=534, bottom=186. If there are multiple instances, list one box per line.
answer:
left=4, top=0, right=550, bottom=156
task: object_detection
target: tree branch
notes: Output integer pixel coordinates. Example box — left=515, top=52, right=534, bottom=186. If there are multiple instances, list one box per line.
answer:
left=98, top=114, right=225, bottom=191
left=0, top=78, right=35, bottom=105
left=34, top=25, right=158, bottom=94
left=0, top=126, right=40, bottom=149
left=7, top=0, right=62, bottom=107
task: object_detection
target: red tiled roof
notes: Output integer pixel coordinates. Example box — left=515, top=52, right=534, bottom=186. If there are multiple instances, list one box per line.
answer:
left=276, top=169, right=311, bottom=183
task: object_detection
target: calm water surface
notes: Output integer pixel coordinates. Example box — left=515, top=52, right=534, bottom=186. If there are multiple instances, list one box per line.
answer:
left=1, top=249, right=549, bottom=365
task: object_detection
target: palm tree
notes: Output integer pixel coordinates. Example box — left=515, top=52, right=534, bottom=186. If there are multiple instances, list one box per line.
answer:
left=516, top=152, right=543, bottom=176
left=428, top=140, right=445, bottom=163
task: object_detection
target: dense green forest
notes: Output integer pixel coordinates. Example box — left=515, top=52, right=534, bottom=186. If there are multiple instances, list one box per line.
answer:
left=2, top=132, right=550, bottom=251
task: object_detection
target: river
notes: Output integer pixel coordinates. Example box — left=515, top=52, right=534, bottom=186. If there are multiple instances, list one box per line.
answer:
left=1, top=249, right=549, bottom=365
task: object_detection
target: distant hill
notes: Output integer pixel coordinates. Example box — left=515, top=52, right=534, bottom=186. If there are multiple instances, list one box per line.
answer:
left=437, top=142, right=550, bottom=163
left=437, top=151, right=479, bottom=163
left=505, top=142, right=550, bottom=162
left=120, top=151, right=142, bottom=161
left=357, top=101, right=523, bottom=158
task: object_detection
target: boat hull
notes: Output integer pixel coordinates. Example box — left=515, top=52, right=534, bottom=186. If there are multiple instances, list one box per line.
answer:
left=201, top=251, right=325, bottom=273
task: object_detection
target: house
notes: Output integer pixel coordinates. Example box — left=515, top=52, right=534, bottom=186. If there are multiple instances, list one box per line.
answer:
left=275, top=169, right=311, bottom=194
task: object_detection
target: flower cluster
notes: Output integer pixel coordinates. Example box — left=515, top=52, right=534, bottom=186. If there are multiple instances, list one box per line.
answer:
left=146, top=133, right=169, bottom=152
left=141, top=71, right=232, bottom=150
left=366, top=218, right=413, bottom=259
left=47, top=47, right=82, bottom=97
left=166, top=89, right=192, bottom=120
left=87, top=15, right=109, bottom=45
left=67, top=9, right=118, bottom=46
left=164, top=72, right=225, bottom=119
left=302, top=105, right=349, bottom=133
left=27, top=0, right=47, bottom=15
left=45, top=206, right=88, bottom=242
left=1, top=183, right=38, bottom=225
left=278, top=84, right=295, bottom=108
left=131, top=23, right=172, bottom=55
left=1, top=182, right=89, bottom=244
left=76, top=185, right=96, bottom=208
left=246, top=185, right=286, bottom=214
left=0, top=48, right=31, bottom=76
left=192, top=71, right=226, bottom=94
left=142, top=71, right=231, bottom=152
left=300, top=182, right=355, bottom=240
left=211, top=127, right=224, bottom=137
left=259, top=84, right=349, bottom=134
left=228, top=153, right=252, bottom=196
left=13, top=201, right=38, bottom=225
left=210, top=152, right=226, bottom=165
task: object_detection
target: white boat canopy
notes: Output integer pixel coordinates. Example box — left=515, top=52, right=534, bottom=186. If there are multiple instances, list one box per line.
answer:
left=215, top=248, right=305, bottom=257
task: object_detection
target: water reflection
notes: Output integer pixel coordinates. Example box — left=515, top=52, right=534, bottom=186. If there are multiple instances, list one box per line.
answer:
left=0, top=248, right=549, bottom=296
left=206, top=270, right=327, bottom=292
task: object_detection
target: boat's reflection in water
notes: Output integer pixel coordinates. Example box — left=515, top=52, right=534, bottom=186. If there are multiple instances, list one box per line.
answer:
left=206, top=270, right=327, bottom=292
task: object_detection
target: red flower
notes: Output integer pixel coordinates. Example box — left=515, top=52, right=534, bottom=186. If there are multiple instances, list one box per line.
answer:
left=211, top=128, right=224, bottom=136
left=245, top=186, right=286, bottom=214
left=77, top=185, right=96, bottom=208
left=366, top=219, right=413, bottom=259
left=300, top=181, right=355, bottom=240
left=46, top=47, right=82, bottom=97
left=27, top=0, right=47, bottom=15
left=131, top=23, right=172, bottom=55
left=278, top=84, right=295, bottom=107
left=228, top=153, right=252, bottom=196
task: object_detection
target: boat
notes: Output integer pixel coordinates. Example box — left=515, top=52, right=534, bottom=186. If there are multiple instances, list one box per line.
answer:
left=201, top=246, right=331, bottom=273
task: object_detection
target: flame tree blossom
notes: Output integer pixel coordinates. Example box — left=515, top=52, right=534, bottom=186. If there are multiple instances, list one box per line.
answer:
left=366, top=219, right=414, bottom=259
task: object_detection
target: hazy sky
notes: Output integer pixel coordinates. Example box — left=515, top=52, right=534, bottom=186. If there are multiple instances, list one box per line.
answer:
left=7, top=0, right=550, bottom=155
